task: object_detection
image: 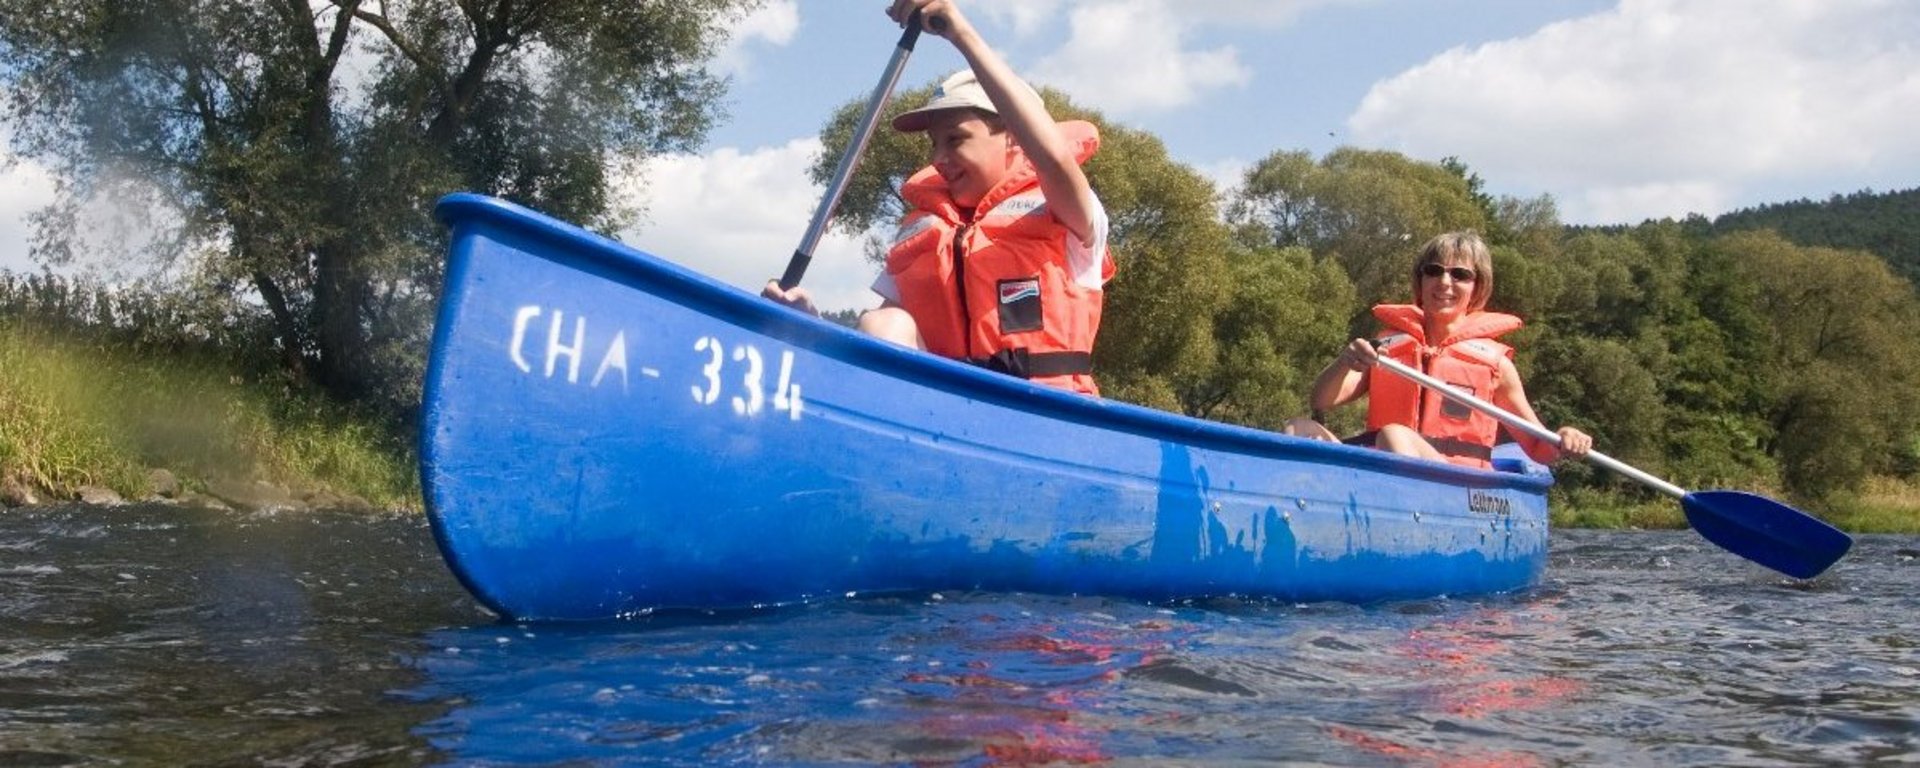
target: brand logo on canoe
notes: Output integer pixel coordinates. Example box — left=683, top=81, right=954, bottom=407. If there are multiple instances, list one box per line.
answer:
left=1468, top=489, right=1512, bottom=517
left=999, top=278, right=1040, bottom=304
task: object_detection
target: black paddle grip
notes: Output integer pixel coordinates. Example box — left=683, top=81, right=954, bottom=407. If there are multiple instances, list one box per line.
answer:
left=898, top=10, right=947, bottom=50
left=779, top=250, right=811, bottom=291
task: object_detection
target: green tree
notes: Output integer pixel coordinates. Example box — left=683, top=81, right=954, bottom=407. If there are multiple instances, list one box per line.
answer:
left=1657, top=239, right=1777, bottom=488
left=1543, top=229, right=1689, bottom=342
left=1183, top=246, right=1354, bottom=430
left=1230, top=148, right=1488, bottom=320
left=1524, top=334, right=1666, bottom=487
left=0, top=0, right=756, bottom=410
left=1726, top=231, right=1920, bottom=498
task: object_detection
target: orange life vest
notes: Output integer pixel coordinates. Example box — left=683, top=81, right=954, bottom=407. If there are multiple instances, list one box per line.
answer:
left=1365, top=304, right=1522, bottom=469
left=884, top=120, right=1112, bottom=396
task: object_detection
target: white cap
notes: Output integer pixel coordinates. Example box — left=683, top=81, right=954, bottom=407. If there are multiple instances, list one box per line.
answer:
left=892, top=69, right=1001, bottom=132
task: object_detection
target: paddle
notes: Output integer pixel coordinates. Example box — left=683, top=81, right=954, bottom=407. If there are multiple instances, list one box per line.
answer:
left=778, top=11, right=944, bottom=290
left=1372, top=355, right=1853, bottom=579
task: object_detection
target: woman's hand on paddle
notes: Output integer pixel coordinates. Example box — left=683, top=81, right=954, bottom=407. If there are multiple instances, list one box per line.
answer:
left=1309, top=338, right=1377, bottom=412
left=1555, top=427, right=1593, bottom=459
left=1336, top=338, right=1379, bottom=372
left=762, top=280, right=820, bottom=316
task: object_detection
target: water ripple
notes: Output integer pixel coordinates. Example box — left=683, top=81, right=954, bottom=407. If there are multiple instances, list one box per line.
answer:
left=2, top=507, right=1917, bottom=765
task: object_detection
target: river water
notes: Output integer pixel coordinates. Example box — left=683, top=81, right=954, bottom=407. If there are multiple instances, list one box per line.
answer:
left=0, top=502, right=1915, bottom=766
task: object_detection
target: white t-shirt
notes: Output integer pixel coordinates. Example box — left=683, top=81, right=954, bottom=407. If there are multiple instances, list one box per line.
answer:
left=870, top=193, right=1111, bottom=304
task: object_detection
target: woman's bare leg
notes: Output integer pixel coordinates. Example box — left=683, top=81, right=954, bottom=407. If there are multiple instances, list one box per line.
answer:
left=1374, top=423, right=1447, bottom=462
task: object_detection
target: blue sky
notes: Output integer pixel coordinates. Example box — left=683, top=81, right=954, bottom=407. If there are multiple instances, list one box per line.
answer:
left=4, top=0, right=1917, bottom=312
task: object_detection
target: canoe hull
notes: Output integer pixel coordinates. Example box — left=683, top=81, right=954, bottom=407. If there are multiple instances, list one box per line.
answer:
left=422, top=194, right=1553, bottom=621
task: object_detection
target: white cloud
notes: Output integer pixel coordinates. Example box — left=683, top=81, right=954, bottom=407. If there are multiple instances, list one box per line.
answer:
left=1017, top=0, right=1363, bottom=116
left=1030, top=0, right=1251, bottom=114
left=0, top=152, right=58, bottom=275
left=1580, top=181, right=1727, bottom=227
left=714, top=0, right=801, bottom=81
left=1347, top=0, right=1920, bottom=223
left=1136, top=0, right=1357, bottom=27
left=981, top=0, right=1346, bottom=37
left=968, top=0, right=1070, bottom=37
left=1192, top=157, right=1250, bottom=216
left=617, top=138, right=878, bottom=313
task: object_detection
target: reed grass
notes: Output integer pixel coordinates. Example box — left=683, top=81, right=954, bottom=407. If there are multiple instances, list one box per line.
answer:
left=1551, top=486, right=1687, bottom=530
left=1552, top=479, right=1920, bottom=534
left=0, top=322, right=418, bottom=510
left=1825, top=476, right=1920, bottom=534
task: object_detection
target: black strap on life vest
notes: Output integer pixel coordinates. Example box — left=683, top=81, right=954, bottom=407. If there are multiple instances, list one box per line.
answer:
left=1428, top=436, right=1493, bottom=462
left=970, top=348, right=1093, bottom=378
left=1342, top=430, right=1493, bottom=462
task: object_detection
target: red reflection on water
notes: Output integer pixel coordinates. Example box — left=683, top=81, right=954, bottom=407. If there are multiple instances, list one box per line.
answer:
left=1328, top=725, right=1545, bottom=768
left=899, top=614, right=1181, bottom=766
left=1400, top=606, right=1583, bottom=718
left=1327, top=603, right=1582, bottom=767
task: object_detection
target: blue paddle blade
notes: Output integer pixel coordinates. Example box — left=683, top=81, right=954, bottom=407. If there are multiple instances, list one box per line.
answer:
left=1681, top=490, right=1853, bottom=579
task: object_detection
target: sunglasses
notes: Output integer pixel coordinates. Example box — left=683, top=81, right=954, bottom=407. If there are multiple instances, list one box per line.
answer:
left=1419, top=263, right=1477, bottom=282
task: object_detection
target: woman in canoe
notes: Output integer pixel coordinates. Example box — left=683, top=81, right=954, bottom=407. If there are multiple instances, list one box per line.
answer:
left=763, top=0, right=1113, bottom=396
left=1283, top=231, right=1594, bottom=469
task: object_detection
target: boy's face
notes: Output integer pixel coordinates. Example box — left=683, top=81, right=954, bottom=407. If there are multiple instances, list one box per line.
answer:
left=925, top=109, right=1010, bottom=208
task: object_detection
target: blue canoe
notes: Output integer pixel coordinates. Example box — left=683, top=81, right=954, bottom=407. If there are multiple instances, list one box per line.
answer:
left=421, top=193, right=1555, bottom=621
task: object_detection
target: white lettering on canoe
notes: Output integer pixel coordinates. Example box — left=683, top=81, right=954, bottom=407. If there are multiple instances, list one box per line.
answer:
left=731, top=344, right=764, bottom=416
left=503, top=307, right=793, bottom=410
left=591, top=331, right=629, bottom=393
left=692, top=336, right=803, bottom=420
left=510, top=305, right=541, bottom=372
left=693, top=336, right=722, bottom=405
left=509, top=305, right=632, bottom=393
left=546, top=310, right=585, bottom=382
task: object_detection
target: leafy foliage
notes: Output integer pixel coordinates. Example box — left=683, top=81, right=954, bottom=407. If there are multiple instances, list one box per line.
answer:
left=0, top=0, right=756, bottom=415
left=1230, top=148, right=1488, bottom=325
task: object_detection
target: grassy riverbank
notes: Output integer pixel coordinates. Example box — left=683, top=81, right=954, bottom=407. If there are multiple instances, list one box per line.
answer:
left=0, top=322, right=419, bottom=511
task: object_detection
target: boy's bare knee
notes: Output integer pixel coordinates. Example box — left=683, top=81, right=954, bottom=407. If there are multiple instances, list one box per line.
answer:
left=858, top=307, right=925, bottom=349
left=1282, top=417, right=1337, bottom=442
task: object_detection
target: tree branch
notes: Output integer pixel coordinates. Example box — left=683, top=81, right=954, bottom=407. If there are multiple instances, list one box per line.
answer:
left=338, top=2, right=440, bottom=83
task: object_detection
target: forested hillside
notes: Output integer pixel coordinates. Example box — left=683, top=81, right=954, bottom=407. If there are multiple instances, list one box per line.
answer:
left=1707, top=188, right=1920, bottom=287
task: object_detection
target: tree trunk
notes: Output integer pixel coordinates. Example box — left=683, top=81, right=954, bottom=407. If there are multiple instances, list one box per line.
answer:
left=312, top=240, right=371, bottom=400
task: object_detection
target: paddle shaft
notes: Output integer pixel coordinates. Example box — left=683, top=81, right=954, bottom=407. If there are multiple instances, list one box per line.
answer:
left=1372, top=356, right=1687, bottom=499
left=779, top=12, right=942, bottom=290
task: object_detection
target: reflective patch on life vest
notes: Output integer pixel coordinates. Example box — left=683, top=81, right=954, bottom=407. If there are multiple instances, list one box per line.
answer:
left=891, top=214, right=937, bottom=248
left=1452, top=338, right=1511, bottom=366
left=1000, top=278, right=1040, bottom=303
left=984, top=191, right=1047, bottom=221
left=998, top=277, right=1043, bottom=332
left=1440, top=381, right=1475, bottom=420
